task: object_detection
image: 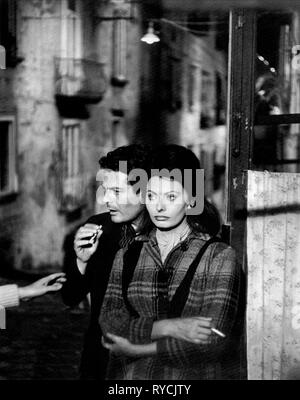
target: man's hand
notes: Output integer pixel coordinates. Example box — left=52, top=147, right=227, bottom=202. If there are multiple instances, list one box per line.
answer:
left=153, top=316, right=212, bottom=344
left=18, top=273, right=66, bottom=300
left=74, top=224, right=103, bottom=264
left=101, top=333, right=157, bottom=358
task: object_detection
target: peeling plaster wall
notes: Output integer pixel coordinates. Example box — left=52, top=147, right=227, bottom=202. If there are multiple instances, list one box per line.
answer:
left=0, top=0, right=144, bottom=271
left=12, top=0, right=70, bottom=270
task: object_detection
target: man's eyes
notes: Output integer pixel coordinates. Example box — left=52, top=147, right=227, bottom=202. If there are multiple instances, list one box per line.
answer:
left=102, top=187, right=122, bottom=194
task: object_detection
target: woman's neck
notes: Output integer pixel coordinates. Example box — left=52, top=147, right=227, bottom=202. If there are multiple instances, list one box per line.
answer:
left=155, top=217, right=191, bottom=262
left=156, top=217, right=190, bottom=240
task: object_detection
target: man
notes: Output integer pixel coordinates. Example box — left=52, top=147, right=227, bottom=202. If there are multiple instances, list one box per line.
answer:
left=61, top=144, right=152, bottom=380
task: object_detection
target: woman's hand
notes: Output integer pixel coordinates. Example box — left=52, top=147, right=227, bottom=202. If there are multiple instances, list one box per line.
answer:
left=102, top=333, right=157, bottom=357
left=153, top=316, right=212, bottom=344
left=18, top=273, right=66, bottom=300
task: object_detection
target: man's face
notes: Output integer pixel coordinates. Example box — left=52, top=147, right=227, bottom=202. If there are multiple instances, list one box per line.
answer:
left=100, top=169, right=145, bottom=224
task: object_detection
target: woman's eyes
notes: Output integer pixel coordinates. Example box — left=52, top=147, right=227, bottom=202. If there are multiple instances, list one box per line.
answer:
left=147, top=193, right=155, bottom=201
left=167, top=194, right=176, bottom=201
left=147, top=193, right=177, bottom=201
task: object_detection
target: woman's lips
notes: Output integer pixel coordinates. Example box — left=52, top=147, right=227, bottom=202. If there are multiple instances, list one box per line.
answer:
left=154, top=216, right=169, bottom=221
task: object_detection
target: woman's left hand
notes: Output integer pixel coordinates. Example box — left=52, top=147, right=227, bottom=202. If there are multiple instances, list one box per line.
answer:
left=101, top=333, right=141, bottom=357
left=101, top=333, right=157, bottom=358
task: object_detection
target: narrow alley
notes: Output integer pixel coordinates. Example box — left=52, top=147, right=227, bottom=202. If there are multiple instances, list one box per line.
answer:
left=0, top=277, right=89, bottom=380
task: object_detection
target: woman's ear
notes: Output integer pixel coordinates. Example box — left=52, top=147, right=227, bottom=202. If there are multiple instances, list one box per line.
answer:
left=187, top=198, right=196, bottom=209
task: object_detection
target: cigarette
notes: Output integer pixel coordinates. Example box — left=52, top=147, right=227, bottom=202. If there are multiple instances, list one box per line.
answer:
left=211, top=328, right=226, bottom=338
left=89, top=226, right=102, bottom=243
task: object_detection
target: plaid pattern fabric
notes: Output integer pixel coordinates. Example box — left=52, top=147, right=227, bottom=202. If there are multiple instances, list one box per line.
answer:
left=99, top=230, right=243, bottom=380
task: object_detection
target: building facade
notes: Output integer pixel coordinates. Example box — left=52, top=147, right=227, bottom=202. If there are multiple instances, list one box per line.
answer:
left=140, top=10, right=228, bottom=214
left=0, top=0, right=143, bottom=272
left=0, top=0, right=228, bottom=272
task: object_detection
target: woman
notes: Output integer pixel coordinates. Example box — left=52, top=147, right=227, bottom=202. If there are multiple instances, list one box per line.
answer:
left=99, top=145, right=244, bottom=380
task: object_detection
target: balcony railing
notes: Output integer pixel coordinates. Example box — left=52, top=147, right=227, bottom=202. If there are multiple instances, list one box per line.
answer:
left=54, top=58, right=107, bottom=103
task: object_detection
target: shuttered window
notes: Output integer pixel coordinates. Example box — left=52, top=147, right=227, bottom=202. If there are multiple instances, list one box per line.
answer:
left=60, top=120, right=84, bottom=211
left=112, top=8, right=128, bottom=85
left=0, top=117, right=17, bottom=196
left=0, top=0, right=17, bottom=66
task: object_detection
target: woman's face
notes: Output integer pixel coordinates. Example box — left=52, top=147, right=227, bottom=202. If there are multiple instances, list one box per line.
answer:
left=146, top=176, right=190, bottom=230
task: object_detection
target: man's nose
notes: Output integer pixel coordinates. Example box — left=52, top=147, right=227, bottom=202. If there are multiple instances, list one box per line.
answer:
left=103, top=190, right=111, bottom=204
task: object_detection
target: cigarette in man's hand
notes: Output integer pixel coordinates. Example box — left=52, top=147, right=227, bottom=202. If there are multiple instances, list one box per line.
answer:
left=89, top=225, right=102, bottom=244
left=211, top=328, right=226, bottom=338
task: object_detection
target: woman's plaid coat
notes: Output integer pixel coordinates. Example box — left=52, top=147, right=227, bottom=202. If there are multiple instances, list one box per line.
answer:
left=99, top=230, right=245, bottom=380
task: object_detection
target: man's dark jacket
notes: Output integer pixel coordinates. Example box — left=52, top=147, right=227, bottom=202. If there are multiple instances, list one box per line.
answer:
left=61, top=212, right=122, bottom=379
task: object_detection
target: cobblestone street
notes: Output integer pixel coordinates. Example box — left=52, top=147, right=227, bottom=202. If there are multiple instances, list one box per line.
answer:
left=0, top=278, right=89, bottom=380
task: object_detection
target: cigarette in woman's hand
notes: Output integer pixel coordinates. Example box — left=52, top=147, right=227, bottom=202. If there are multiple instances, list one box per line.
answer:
left=211, top=328, right=226, bottom=338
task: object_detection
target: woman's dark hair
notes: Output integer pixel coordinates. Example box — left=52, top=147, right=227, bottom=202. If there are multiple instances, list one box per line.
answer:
left=150, top=144, right=221, bottom=236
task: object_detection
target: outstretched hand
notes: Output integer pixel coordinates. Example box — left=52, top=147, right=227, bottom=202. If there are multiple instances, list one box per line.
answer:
left=18, top=272, right=66, bottom=300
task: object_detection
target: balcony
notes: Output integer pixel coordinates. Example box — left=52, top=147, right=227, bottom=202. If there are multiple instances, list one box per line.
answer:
left=54, top=58, right=107, bottom=104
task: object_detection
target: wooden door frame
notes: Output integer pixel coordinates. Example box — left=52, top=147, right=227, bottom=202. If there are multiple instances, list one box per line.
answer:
left=225, top=9, right=256, bottom=267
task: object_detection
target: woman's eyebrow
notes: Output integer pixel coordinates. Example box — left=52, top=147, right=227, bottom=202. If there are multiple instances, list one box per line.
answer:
left=146, top=189, right=157, bottom=194
left=146, top=189, right=180, bottom=195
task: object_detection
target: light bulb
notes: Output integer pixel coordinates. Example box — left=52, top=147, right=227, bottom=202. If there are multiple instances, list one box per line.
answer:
left=141, top=22, right=160, bottom=45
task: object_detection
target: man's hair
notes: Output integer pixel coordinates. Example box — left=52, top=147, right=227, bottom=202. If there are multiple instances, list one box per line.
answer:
left=99, top=144, right=152, bottom=180
left=99, top=144, right=153, bottom=235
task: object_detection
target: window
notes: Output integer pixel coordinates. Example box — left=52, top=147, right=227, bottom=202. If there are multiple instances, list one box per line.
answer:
left=111, top=8, right=128, bottom=85
left=61, top=0, right=82, bottom=60
left=0, top=0, right=17, bottom=67
left=57, top=1, right=83, bottom=98
left=0, top=117, right=17, bottom=196
left=253, top=10, right=300, bottom=172
left=61, top=120, right=84, bottom=211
